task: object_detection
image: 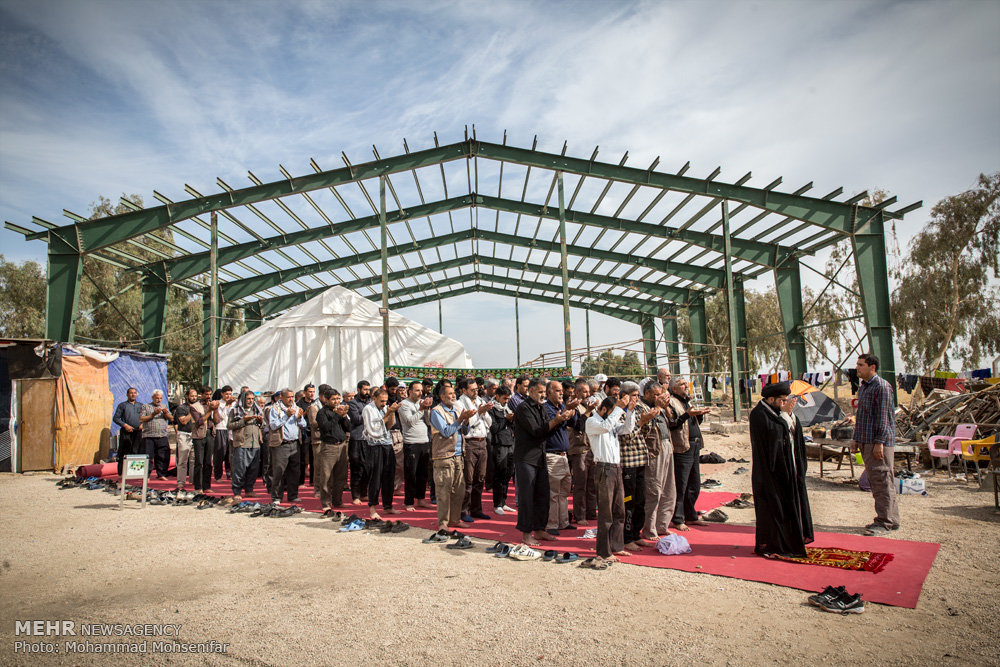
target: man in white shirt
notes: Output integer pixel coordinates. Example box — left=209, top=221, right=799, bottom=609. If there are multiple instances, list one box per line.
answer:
left=361, top=388, right=401, bottom=519
left=212, top=386, right=236, bottom=481
left=457, top=378, right=493, bottom=521
left=586, top=394, right=634, bottom=564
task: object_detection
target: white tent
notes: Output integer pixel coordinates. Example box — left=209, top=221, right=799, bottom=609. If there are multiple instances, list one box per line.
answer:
left=218, top=286, right=472, bottom=391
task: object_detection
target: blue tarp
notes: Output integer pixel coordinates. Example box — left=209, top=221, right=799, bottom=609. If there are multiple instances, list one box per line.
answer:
left=108, top=353, right=168, bottom=437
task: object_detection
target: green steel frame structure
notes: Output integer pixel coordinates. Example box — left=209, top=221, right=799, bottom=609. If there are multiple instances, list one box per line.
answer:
left=6, top=131, right=919, bottom=417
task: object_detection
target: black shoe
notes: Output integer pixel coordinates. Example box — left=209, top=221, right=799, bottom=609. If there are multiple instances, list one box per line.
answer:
left=808, top=585, right=846, bottom=608
left=471, top=511, right=491, bottom=520
left=548, top=529, right=560, bottom=536
left=818, top=590, right=865, bottom=614
left=558, top=524, right=577, bottom=531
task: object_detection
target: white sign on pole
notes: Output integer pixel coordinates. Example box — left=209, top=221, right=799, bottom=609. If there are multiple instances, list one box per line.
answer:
left=119, top=454, right=149, bottom=509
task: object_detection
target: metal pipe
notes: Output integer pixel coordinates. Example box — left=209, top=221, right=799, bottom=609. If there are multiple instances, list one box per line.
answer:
left=722, top=200, right=741, bottom=419
left=209, top=211, right=219, bottom=388
left=380, top=176, right=389, bottom=375
left=557, top=171, right=572, bottom=369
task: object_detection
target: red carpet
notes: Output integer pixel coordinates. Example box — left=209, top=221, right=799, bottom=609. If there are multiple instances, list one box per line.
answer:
left=126, top=475, right=938, bottom=609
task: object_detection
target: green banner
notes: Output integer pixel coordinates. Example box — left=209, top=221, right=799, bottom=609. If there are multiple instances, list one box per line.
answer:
left=385, top=365, right=573, bottom=382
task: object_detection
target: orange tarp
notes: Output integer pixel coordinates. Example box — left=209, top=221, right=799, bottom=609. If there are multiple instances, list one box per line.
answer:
left=54, top=354, right=113, bottom=470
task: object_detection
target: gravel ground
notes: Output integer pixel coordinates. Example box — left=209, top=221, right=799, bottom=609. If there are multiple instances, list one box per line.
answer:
left=1, top=433, right=998, bottom=666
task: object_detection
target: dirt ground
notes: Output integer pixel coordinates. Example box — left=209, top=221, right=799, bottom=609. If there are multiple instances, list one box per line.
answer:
left=0, top=432, right=997, bottom=666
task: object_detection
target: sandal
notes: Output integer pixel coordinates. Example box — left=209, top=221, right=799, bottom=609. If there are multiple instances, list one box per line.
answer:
left=555, top=552, right=579, bottom=564
left=494, top=544, right=513, bottom=558
left=447, top=536, right=475, bottom=550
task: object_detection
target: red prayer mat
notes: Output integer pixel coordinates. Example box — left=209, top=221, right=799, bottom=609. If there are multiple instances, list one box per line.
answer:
left=771, top=547, right=895, bottom=574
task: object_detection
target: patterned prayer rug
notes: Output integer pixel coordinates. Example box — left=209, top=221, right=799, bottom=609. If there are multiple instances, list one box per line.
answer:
left=771, top=547, right=894, bottom=573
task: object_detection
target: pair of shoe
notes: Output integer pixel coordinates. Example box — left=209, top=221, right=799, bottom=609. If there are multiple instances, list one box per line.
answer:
left=701, top=509, right=728, bottom=523
left=724, top=498, right=753, bottom=509
left=422, top=529, right=450, bottom=543
left=809, top=586, right=865, bottom=614
left=493, top=506, right=505, bottom=516
left=460, top=513, right=475, bottom=523
left=701, top=478, right=723, bottom=488
left=863, top=523, right=899, bottom=536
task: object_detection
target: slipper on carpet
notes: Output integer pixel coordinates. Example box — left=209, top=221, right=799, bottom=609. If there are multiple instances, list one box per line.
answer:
left=702, top=509, right=729, bottom=523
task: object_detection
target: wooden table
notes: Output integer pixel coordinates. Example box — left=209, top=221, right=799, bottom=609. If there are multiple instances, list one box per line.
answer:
left=811, top=438, right=855, bottom=478
left=809, top=439, right=920, bottom=478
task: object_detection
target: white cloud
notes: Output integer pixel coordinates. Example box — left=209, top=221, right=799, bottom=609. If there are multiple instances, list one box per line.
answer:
left=1, top=0, right=997, bottom=369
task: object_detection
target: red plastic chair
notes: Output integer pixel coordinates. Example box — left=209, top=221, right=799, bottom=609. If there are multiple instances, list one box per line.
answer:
left=926, top=423, right=977, bottom=478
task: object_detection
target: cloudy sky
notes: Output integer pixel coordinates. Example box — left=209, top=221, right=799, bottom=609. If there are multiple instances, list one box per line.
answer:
left=1, top=0, right=997, bottom=372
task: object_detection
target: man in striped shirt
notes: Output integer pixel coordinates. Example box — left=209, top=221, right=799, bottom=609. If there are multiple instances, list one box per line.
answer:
left=851, top=354, right=900, bottom=536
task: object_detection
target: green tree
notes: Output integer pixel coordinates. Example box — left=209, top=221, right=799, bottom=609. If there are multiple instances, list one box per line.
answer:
left=580, top=350, right=645, bottom=377
left=1, top=195, right=247, bottom=386
left=0, top=254, right=46, bottom=337
left=891, top=173, right=1000, bottom=372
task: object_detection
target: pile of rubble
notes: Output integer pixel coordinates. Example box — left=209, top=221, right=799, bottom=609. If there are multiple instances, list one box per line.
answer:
left=896, top=383, right=1000, bottom=442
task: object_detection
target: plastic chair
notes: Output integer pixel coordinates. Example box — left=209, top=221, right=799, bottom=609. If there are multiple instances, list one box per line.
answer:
left=926, top=423, right=977, bottom=478
left=959, top=434, right=997, bottom=485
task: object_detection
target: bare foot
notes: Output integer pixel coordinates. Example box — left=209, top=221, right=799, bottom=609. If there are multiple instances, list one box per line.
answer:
left=576, top=520, right=589, bottom=527
left=404, top=505, right=416, bottom=512
left=606, top=555, right=620, bottom=563
left=369, top=510, right=382, bottom=520
left=386, top=508, right=402, bottom=515
left=523, top=536, right=542, bottom=547
left=416, top=499, right=433, bottom=508
left=533, top=530, right=558, bottom=541
left=689, top=519, right=710, bottom=526
left=673, top=523, right=690, bottom=531
left=636, top=538, right=656, bottom=547
left=351, top=499, right=362, bottom=505
left=623, top=542, right=643, bottom=552
left=458, top=520, right=472, bottom=528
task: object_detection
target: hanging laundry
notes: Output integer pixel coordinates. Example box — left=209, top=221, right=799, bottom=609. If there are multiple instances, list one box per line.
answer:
left=919, top=376, right=947, bottom=395
left=971, top=368, right=992, bottom=380
left=934, top=370, right=958, bottom=379
left=847, top=368, right=860, bottom=395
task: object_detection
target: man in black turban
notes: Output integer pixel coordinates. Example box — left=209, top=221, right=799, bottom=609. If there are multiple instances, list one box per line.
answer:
left=749, top=381, right=814, bottom=557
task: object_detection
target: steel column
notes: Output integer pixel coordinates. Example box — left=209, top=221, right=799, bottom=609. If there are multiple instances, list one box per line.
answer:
left=774, top=255, right=807, bottom=380
left=688, top=295, right=710, bottom=401
left=209, top=211, right=219, bottom=389
left=515, top=297, right=521, bottom=366
left=380, top=176, right=389, bottom=373
left=201, top=295, right=212, bottom=387
left=438, top=300, right=442, bottom=333
left=140, top=263, right=169, bottom=353
left=557, top=172, right=572, bottom=368
left=852, top=209, right=897, bottom=397
left=722, top=200, right=742, bottom=420
left=662, top=308, right=681, bottom=375
left=586, top=309, right=591, bottom=361
left=45, top=231, right=83, bottom=341
left=733, top=276, right=750, bottom=410
left=641, top=318, right=657, bottom=375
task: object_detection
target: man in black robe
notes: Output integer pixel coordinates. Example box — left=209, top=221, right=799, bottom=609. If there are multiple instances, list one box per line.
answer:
left=749, top=381, right=814, bottom=557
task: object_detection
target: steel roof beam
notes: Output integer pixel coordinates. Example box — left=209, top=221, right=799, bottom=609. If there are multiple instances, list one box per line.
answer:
left=472, top=140, right=898, bottom=232
left=24, top=141, right=473, bottom=252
